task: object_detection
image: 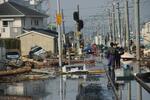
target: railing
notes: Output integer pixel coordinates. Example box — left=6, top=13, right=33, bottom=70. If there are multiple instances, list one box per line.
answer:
left=104, top=67, right=120, bottom=100
left=134, top=73, right=150, bottom=93
left=0, top=27, right=22, bottom=38
left=10, top=27, right=22, bottom=38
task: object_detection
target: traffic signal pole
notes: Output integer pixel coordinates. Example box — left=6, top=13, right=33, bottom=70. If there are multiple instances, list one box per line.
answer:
left=76, top=5, right=81, bottom=55
left=73, top=5, right=84, bottom=56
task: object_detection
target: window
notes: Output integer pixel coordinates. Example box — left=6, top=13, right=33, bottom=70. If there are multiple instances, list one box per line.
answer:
left=3, top=21, right=8, bottom=27
left=31, top=20, right=33, bottom=25
left=2, top=28, right=5, bottom=32
left=24, top=19, right=26, bottom=26
left=34, top=19, right=39, bottom=26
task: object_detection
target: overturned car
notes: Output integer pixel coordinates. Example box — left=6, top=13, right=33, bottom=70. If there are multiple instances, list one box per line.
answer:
left=28, top=46, right=47, bottom=61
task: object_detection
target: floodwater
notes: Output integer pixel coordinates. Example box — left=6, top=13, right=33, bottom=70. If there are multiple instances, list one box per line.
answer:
left=0, top=58, right=149, bottom=100
left=0, top=73, right=114, bottom=100
left=0, top=76, right=149, bottom=100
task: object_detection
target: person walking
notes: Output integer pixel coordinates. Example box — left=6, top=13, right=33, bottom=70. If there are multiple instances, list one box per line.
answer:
left=106, top=42, right=116, bottom=85
left=114, top=43, right=124, bottom=69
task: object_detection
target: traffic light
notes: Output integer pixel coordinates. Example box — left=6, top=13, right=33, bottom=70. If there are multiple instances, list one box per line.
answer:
left=73, top=11, right=79, bottom=22
left=77, top=20, right=84, bottom=31
left=73, top=11, right=84, bottom=31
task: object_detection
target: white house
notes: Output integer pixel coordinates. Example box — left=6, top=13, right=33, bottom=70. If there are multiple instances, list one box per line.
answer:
left=141, top=22, right=150, bottom=46
left=0, top=1, right=48, bottom=38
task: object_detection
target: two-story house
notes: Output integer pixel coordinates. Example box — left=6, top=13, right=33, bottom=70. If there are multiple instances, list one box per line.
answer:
left=0, top=1, right=48, bottom=38
left=0, top=1, right=58, bottom=55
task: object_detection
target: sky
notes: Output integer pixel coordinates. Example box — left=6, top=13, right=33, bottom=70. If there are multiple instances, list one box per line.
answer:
left=48, top=0, right=112, bottom=33
left=10, top=0, right=150, bottom=33
left=47, top=0, right=150, bottom=33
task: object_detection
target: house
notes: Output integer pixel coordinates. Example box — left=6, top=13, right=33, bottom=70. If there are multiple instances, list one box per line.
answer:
left=17, top=29, right=58, bottom=56
left=0, top=1, right=48, bottom=38
left=0, top=0, right=43, bottom=11
left=141, top=22, right=150, bottom=46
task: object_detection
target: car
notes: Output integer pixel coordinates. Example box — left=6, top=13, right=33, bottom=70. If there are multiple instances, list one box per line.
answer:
left=5, top=50, right=23, bottom=67
left=6, top=51, right=20, bottom=60
left=29, top=46, right=47, bottom=61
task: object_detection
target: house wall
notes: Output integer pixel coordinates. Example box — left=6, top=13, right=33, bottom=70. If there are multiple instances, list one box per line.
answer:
left=13, top=18, right=22, bottom=27
left=0, top=17, right=45, bottom=38
left=0, top=17, right=22, bottom=38
left=23, top=17, right=44, bottom=29
left=142, top=22, right=150, bottom=45
left=19, top=32, right=54, bottom=55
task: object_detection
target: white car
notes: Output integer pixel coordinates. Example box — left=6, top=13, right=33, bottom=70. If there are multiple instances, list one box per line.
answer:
left=29, top=46, right=47, bottom=61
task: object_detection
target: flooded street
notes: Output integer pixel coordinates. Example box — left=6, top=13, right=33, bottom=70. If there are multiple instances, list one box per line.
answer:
left=0, top=73, right=114, bottom=100
left=0, top=0, right=150, bottom=100
left=0, top=59, right=150, bottom=100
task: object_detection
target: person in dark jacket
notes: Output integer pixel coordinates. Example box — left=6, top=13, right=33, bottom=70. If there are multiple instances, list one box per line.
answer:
left=107, top=42, right=116, bottom=68
left=106, top=42, right=116, bottom=84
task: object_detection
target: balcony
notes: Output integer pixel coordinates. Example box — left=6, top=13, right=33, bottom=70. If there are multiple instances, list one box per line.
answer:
left=0, top=27, right=22, bottom=38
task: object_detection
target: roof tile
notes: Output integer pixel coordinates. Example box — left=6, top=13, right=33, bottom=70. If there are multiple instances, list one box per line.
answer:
left=0, top=1, right=48, bottom=17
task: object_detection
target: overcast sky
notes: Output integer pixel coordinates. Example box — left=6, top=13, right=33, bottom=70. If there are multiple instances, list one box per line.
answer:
left=48, top=0, right=112, bottom=32
left=46, top=0, right=150, bottom=33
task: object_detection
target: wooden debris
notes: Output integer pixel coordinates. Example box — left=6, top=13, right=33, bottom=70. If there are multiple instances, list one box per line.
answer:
left=0, top=96, right=32, bottom=100
left=0, top=67, right=31, bottom=76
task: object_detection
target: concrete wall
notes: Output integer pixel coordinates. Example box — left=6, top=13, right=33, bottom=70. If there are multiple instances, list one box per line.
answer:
left=19, top=32, right=54, bottom=55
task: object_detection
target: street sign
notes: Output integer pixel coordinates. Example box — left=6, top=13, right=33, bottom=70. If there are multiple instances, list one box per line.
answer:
left=56, top=13, right=62, bottom=25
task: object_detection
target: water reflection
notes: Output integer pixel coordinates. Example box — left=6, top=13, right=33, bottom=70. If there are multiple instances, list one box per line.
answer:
left=0, top=74, right=114, bottom=100
left=0, top=80, right=49, bottom=100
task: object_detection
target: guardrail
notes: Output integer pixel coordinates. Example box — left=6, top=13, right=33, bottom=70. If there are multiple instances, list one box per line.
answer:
left=101, top=62, right=120, bottom=100
left=134, top=73, right=150, bottom=93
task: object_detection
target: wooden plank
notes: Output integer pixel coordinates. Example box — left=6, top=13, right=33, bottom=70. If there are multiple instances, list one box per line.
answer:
left=0, top=67, right=31, bottom=76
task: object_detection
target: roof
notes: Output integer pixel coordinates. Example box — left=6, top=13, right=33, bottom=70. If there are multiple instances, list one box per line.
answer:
left=17, top=29, right=58, bottom=38
left=33, top=29, right=58, bottom=38
left=0, top=1, right=48, bottom=17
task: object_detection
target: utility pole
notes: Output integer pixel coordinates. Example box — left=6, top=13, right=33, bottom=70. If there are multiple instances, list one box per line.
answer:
left=117, top=2, right=122, bottom=46
left=121, top=14, right=126, bottom=47
left=134, top=0, right=142, bottom=100
left=125, top=1, right=131, bottom=99
left=62, top=9, right=66, bottom=44
left=125, top=0, right=130, bottom=51
left=61, top=9, right=66, bottom=100
left=56, top=1, right=63, bottom=100
left=57, top=0, right=62, bottom=68
left=108, top=9, right=113, bottom=42
left=112, top=2, right=116, bottom=42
